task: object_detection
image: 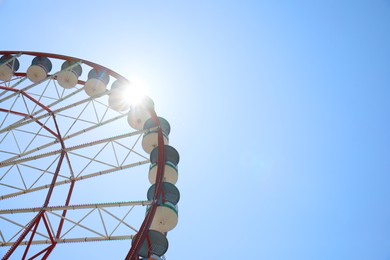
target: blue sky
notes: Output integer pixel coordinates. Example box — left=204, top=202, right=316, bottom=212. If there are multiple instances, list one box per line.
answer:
left=1, top=0, right=390, bottom=259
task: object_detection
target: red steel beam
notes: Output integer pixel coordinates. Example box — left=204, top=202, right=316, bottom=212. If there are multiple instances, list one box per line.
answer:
left=1, top=51, right=161, bottom=259
left=22, top=218, right=41, bottom=260
left=1, top=85, right=65, bottom=260
left=125, top=109, right=165, bottom=259
left=2, top=212, right=44, bottom=259
left=27, top=245, right=53, bottom=260
left=0, top=51, right=128, bottom=82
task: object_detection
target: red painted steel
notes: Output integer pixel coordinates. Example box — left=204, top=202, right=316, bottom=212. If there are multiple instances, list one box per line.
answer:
left=22, top=218, right=41, bottom=260
left=29, top=246, right=52, bottom=260
left=41, top=215, right=55, bottom=244
left=2, top=212, right=44, bottom=259
left=125, top=110, right=166, bottom=260
left=55, top=180, right=75, bottom=238
left=1, top=82, right=66, bottom=259
left=0, top=51, right=127, bottom=82
left=0, top=51, right=165, bottom=259
left=1, top=74, right=68, bottom=258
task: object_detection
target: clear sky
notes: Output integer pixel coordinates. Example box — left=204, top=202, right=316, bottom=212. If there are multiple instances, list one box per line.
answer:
left=1, top=0, right=390, bottom=259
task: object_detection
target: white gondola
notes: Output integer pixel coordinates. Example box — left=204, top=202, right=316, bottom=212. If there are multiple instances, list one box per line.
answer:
left=0, top=55, right=20, bottom=81
left=150, top=145, right=180, bottom=166
left=57, top=61, right=82, bottom=89
left=108, top=79, right=131, bottom=111
left=84, top=69, right=109, bottom=96
left=149, top=161, right=178, bottom=185
left=133, top=230, right=168, bottom=258
left=147, top=182, right=180, bottom=205
left=149, top=202, right=179, bottom=233
left=127, top=96, right=154, bottom=130
left=147, top=182, right=180, bottom=233
left=149, top=145, right=180, bottom=184
left=142, top=117, right=170, bottom=154
left=26, top=56, right=52, bottom=83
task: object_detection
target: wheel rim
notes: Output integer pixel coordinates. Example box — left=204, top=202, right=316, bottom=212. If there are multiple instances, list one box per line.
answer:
left=0, top=51, right=179, bottom=259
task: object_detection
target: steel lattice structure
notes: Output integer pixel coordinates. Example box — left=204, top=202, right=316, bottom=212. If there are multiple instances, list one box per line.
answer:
left=0, top=51, right=180, bottom=260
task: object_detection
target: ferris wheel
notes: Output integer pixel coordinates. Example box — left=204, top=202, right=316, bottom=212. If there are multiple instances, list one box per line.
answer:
left=0, top=51, right=180, bottom=260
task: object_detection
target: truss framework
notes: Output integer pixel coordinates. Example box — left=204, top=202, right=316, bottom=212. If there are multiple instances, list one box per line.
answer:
left=0, top=51, right=166, bottom=260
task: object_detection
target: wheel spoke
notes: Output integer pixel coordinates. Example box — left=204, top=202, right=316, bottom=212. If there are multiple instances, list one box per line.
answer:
left=0, top=51, right=177, bottom=259
left=0, top=160, right=149, bottom=201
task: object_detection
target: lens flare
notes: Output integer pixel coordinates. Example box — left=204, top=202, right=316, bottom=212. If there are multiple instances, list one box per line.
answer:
left=124, top=79, right=149, bottom=106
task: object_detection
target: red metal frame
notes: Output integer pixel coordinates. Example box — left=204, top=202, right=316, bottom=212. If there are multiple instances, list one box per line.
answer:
left=125, top=110, right=165, bottom=260
left=1, top=84, right=67, bottom=259
left=0, top=51, right=127, bottom=82
left=0, top=51, right=167, bottom=259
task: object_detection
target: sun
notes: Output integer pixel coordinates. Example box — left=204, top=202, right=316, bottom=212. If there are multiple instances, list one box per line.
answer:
left=125, top=85, right=147, bottom=106
left=108, top=78, right=151, bottom=112
left=124, top=79, right=150, bottom=106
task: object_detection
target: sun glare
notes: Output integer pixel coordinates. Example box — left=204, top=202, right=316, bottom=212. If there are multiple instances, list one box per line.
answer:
left=108, top=77, right=151, bottom=112
left=122, top=80, right=149, bottom=106
left=126, top=85, right=147, bottom=105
